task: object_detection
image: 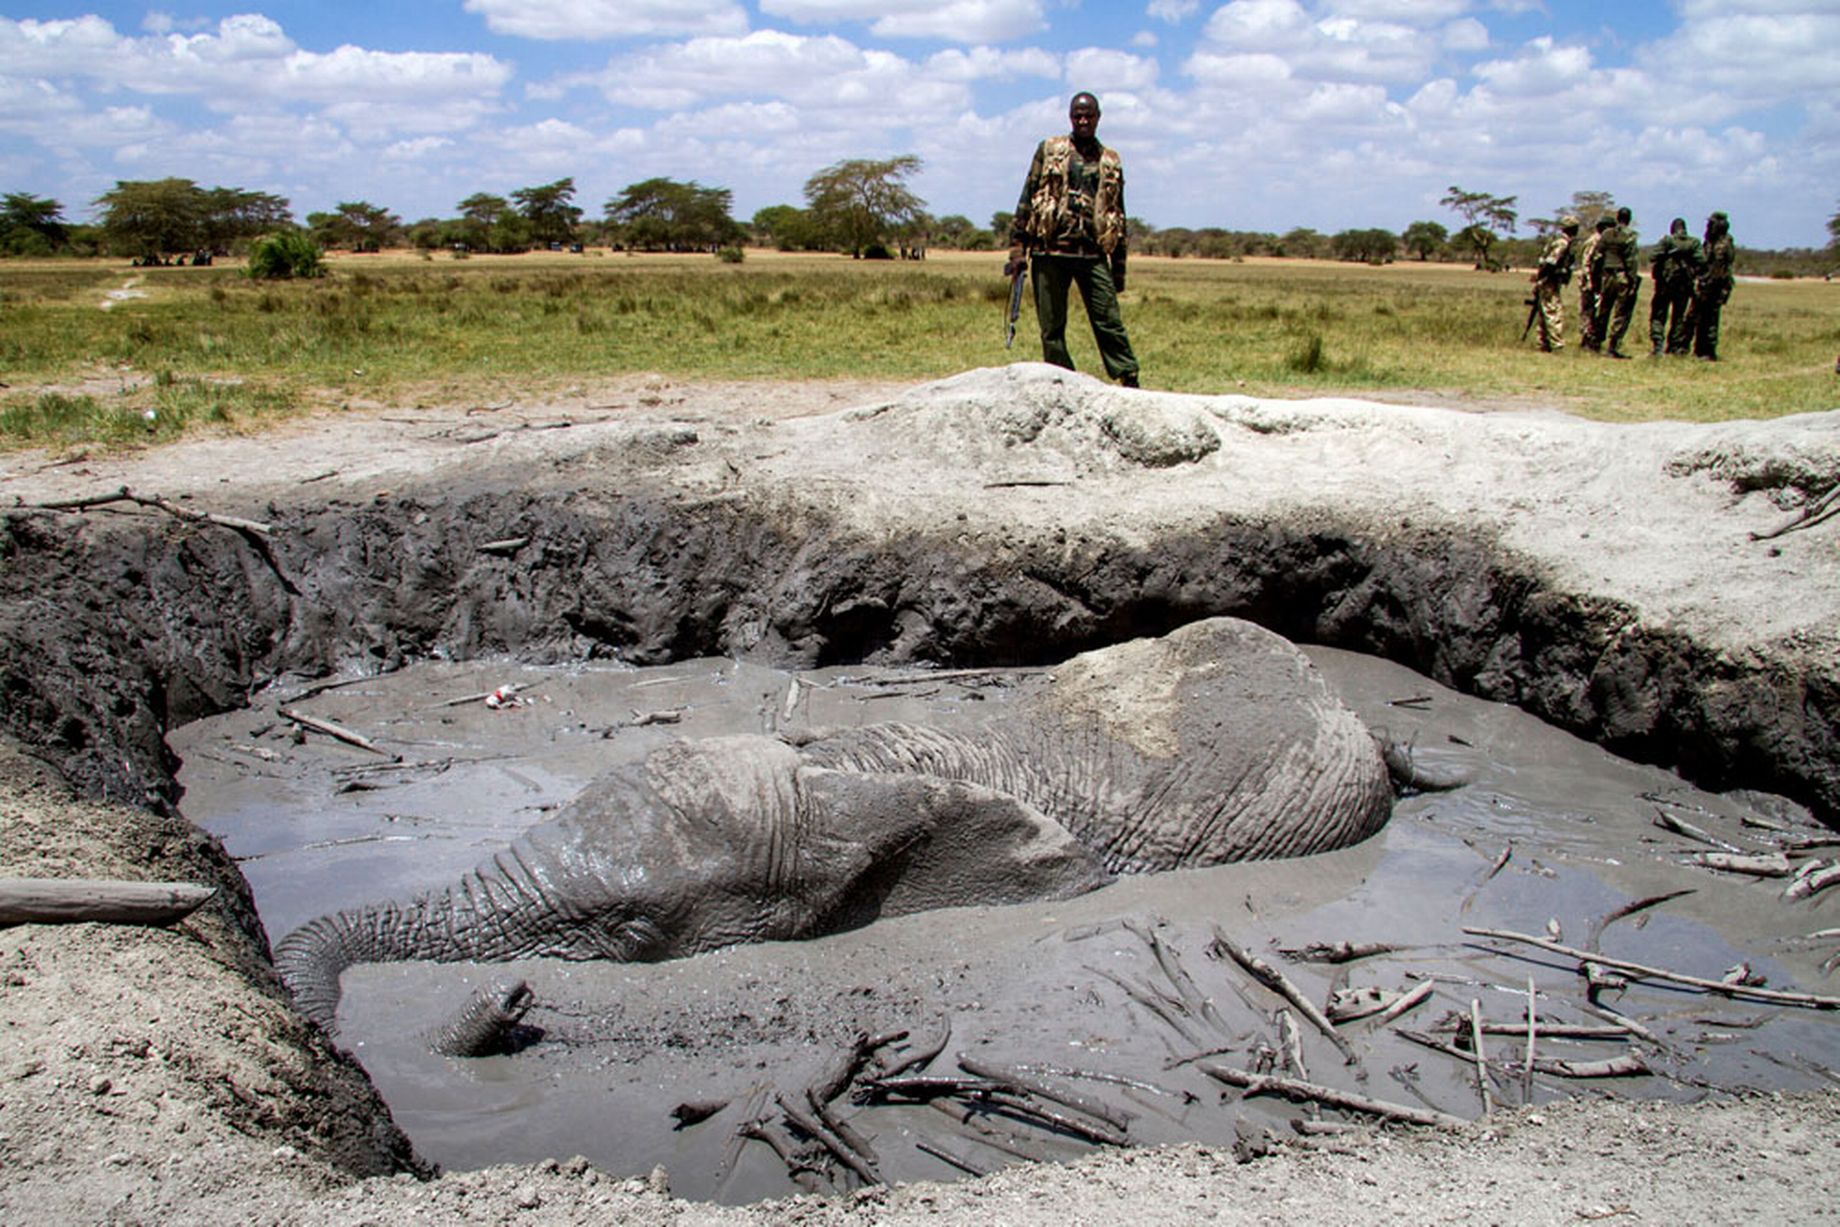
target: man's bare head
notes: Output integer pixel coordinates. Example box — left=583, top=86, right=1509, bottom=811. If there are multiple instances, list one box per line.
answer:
left=1069, top=92, right=1101, bottom=141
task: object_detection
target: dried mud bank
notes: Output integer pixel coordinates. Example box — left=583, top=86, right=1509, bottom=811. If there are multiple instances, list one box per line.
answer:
left=3, top=367, right=1839, bottom=1219
left=3, top=368, right=1837, bottom=822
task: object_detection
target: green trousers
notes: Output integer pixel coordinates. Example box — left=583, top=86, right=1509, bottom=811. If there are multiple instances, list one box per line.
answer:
left=1031, top=254, right=1139, bottom=382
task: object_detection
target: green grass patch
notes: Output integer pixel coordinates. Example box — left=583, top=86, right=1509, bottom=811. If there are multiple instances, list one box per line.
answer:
left=3, top=251, right=1837, bottom=449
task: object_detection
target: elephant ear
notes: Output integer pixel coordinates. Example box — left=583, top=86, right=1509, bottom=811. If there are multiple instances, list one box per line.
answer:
left=792, top=767, right=1109, bottom=933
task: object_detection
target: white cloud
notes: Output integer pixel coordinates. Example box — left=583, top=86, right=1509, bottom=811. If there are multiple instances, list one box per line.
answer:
left=1147, top=0, right=1201, bottom=20
left=463, top=0, right=747, bottom=40
left=1064, top=49, right=1160, bottom=92
left=760, top=0, right=1046, bottom=43
left=1197, top=0, right=1443, bottom=82
left=590, top=29, right=969, bottom=118
left=925, top=45, right=1061, bottom=82
left=1635, top=10, right=1840, bottom=101
left=1322, top=0, right=1469, bottom=19
left=1472, top=36, right=1591, bottom=95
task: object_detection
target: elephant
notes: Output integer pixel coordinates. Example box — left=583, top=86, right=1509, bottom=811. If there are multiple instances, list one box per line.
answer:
left=275, top=617, right=1395, bottom=1033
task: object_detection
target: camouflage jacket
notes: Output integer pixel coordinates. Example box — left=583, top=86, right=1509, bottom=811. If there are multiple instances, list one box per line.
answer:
left=1649, top=233, right=1702, bottom=291
left=1536, top=231, right=1574, bottom=285
left=1574, top=231, right=1604, bottom=290
left=1593, top=224, right=1638, bottom=277
left=1010, top=135, right=1127, bottom=260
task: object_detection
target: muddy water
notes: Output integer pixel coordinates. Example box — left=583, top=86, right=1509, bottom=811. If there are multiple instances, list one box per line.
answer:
left=171, top=644, right=1840, bottom=1203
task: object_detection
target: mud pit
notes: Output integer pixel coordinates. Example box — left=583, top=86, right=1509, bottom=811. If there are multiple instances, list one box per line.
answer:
left=4, top=366, right=1840, bottom=1221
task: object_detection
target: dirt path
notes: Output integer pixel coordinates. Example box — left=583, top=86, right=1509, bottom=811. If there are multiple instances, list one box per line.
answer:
left=3, top=368, right=1838, bottom=1222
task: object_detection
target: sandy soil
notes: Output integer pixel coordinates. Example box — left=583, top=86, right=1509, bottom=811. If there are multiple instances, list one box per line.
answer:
left=3, top=367, right=1840, bottom=1223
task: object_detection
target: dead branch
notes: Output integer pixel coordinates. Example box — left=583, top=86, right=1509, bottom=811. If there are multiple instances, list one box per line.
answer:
left=1750, top=482, right=1840, bottom=541
left=1088, top=965, right=1204, bottom=1047
left=914, top=1138, right=990, bottom=1177
left=1532, top=1052, right=1650, bottom=1079
left=1125, top=920, right=1232, bottom=1036
left=1785, top=861, right=1840, bottom=902
left=1279, top=941, right=1405, bottom=964
left=1463, top=925, right=1840, bottom=1010
left=1690, top=851, right=1794, bottom=877
left=1652, top=808, right=1743, bottom=852
left=32, top=485, right=272, bottom=536
left=958, top=1055, right=1135, bottom=1134
left=980, top=1089, right=1129, bottom=1147
left=1200, top=1063, right=1466, bottom=1131
left=924, top=1099, right=1056, bottom=1164
left=1208, top=928, right=1358, bottom=1064
left=1576, top=1001, right=1669, bottom=1050
left=0, top=877, right=214, bottom=927
left=1013, top=1062, right=1198, bottom=1105
left=737, top=1116, right=822, bottom=1193
left=776, top=1091, right=880, bottom=1186
left=277, top=706, right=398, bottom=759
left=1372, top=979, right=1436, bottom=1027
left=1585, top=889, right=1696, bottom=949
left=876, top=1016, right=951, bottom=1082
left=438, top=683, right=528, bottom=708
left=477, top=536, right=529, bottom=556
left=1468, top=1000, right=1493, bottom=1117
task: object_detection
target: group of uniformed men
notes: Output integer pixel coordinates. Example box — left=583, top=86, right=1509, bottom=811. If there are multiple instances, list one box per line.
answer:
left=1531, top=209, right=1736, bottom=360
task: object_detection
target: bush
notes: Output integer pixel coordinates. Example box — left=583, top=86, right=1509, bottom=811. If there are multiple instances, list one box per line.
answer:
left=245, top=232, right=324, bottom=280
left=716, top=246, right=745, bottom=264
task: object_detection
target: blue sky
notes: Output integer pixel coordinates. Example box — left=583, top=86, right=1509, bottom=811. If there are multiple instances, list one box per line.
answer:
left=2, top=2, right=1834, bottom=248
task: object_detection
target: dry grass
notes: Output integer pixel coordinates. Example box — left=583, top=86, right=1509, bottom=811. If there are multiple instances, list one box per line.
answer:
left=3, top=247, right=1836, bottom=449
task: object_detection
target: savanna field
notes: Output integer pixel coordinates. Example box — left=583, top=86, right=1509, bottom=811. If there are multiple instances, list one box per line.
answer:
left=4, top=247, right=1839, bottom=449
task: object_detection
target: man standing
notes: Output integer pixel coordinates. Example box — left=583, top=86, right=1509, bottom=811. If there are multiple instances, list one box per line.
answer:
left=1647, top=218, right=1702, bottom=356
left=1591, top=207, right=1640, bottom=359
left=1531, top=215, right=1579, bottom=352
left=1692, top=211, right=1736, bottom=361
left=1006, top=92, right=1140, bottom=387
left=1576, top=216, right=1613, bottom=353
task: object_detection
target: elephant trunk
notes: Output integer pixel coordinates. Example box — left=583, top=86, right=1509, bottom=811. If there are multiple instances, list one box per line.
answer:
left=274, top=848, right=558, bottom=1034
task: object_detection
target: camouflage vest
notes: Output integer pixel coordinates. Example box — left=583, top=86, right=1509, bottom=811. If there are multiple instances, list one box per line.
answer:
left=1026, top=136, right=1126, bottom=255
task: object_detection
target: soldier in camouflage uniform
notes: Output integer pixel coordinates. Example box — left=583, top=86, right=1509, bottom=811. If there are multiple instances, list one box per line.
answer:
left=1647, top=218, right=1702, bottom=356
left=1006, top=92, right=1140, bottom=387
left=1692, top=211, right=1736, bottom=361
left=1590, top=207, right=1640, bottom=359
left=1531, top=215, right=1579, bottom=352
left=1575, top=216, right=1613, bottom=353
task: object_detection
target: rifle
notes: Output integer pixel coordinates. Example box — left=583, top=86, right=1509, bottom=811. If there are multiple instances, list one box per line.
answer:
left=1004, top=257, right=1027, bottom=349
left=1520, top=295, right=1540, bottom=342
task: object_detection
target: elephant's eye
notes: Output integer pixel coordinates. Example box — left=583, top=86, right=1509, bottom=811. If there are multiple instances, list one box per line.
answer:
left=596, top=914, right=666, bottom=960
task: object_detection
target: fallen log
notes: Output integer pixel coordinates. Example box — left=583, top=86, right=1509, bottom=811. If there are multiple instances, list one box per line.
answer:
left=1199, top=1063, right=1466, bottom=1131
left=1689, top=851, right=1794, bottom=878
left=0, top=877, right=214, bottom=927
left=277, top=706, right=398, bottom=760
left=1463, top=926, right=1840, bottom=1010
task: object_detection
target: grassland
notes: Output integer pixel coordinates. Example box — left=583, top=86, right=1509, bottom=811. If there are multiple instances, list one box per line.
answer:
left=3, top=247, right=1837, bottom=449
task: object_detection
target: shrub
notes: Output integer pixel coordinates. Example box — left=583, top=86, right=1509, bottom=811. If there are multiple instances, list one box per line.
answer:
left=246, top=232, right=324, bottom=280
left=716, top=246, right=745, bottom=264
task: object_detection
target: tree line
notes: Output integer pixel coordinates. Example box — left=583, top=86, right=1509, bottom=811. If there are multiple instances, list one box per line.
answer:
left=5, top=169, right=1837, bottom=277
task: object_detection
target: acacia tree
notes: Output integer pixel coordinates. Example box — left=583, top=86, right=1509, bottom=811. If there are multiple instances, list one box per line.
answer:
left=1401, top=220, right=1447, bottom=261
left=1331, top=227, right=1398, bottom=263
left=606, top=178, right=743, bottom=251
left=803, top=155, right=924, bottom=257
left=1, top=192, right=68, bottom=254
left=306, top=201, right=402, bottom=252
left=95, top=178, right=208, bottom=259
left=513, top=178, right=582, bottom=247
left=1827, top=201, right=1839, bottom=250
left=1441, top=185, right=1518, bottom=269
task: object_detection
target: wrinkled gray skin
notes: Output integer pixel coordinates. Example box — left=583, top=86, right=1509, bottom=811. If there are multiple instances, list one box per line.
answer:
left=276, top=618, right=1395, bottom=1032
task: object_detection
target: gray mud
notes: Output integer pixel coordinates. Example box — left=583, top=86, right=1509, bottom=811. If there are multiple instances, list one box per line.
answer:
left=173, top=643, right=1840, bottom=1204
